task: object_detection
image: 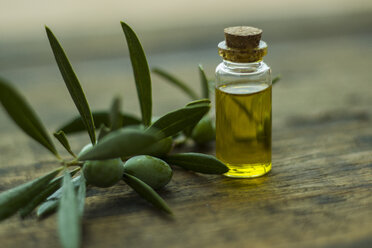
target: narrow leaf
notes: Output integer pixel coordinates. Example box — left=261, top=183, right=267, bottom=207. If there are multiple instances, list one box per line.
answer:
left=37, top=176, right=81, bottom=219
left=57, top=111, right=140, bottom=134
left=78, top=127, right=163, bottom=160
left=272, top=75, right=281, bottom=85
left=97, top=124, right=110, bottom=141
left=121, top=21, right=152, bottom=126
left=109, top=96, right=123, bottom=131
left=0, top=167, right=61, bottom=221
left=19, top=168, right=79, bottom=218
left=165, top=153, right=228, bottom=174
left=183, top=99, right=211, bottom=137
left=198, top=64, right=209, bottom=99
left=46, top=26, right=96, bottom=144
left=152, top=68, right=198, bottom=100
left=47, top=176, right=82, bottom=201
left=37, top=199, right=58, bottom=218
left=150, top=100, right=210, bottom=138
left=77, top=172, right=86, bottom=217
left=123, top=173, right=172, bottom=214
left=58, top=172, right=81, bottom=248
left=186, top=99, right=211, bottom=107
left=54, top=131, right=76, bottom=157
left=0, top=78, right=58, bottom=157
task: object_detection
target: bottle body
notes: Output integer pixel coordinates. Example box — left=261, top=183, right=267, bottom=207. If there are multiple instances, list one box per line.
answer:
left=215, top=60, right=272, bottom=178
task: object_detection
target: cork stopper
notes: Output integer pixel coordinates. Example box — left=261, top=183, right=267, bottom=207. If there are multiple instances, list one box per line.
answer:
left=224, top=26, right=262, bottom=49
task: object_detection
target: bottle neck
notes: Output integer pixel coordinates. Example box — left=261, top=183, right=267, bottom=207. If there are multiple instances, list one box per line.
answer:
left=222, top=60, right=264, bottom=73
left=218, top=40, right=267, bottom=63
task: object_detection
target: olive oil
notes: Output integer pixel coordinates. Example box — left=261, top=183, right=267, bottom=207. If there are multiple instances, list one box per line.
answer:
left=215, top=26, right=272, bottom=178
left=216, top=82, right=271, bottom=177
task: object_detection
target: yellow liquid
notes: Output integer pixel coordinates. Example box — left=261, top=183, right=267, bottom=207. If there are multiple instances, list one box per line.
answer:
left=215, top=82, right=272, bottom=178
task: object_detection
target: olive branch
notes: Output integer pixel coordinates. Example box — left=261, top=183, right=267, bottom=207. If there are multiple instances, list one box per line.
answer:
left=0, top=21, right=231, bottom=248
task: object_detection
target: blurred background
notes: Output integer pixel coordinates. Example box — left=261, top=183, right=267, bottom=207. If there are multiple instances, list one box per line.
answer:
left=0, top=0, right=372, bottom=143
left=0, top=2, right=372, bottom=247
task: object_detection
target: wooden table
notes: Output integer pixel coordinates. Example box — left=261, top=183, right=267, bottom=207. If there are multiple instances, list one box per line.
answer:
left=0, top=21, right=372, bottom=248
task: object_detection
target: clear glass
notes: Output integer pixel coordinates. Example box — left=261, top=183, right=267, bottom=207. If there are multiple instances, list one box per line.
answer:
left=215, top=60, right=272, bottom=178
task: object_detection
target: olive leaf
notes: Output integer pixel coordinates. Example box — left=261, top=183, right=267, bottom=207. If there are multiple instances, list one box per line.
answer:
left=123, top=173, right=172, bottom=214
left=182, top=99, right=212, bottom=137
left=150, top=100, right=210, bottom=138
left=37, top=176, right=81, bottom=219
left=46, top=26, right=96, bottom=145
left=47, top=176, right=82, bottom=201
left=0, top=167, right=62, bottom=221
left=77, top=172, right=86, bottom=217
left=54, top=131, right=76, bottom=157
left=164, top=153, right=228, bottom=174
left=0, top=78, right=58, bottom=157
left=272, top=75, right=281, bottom=85
left=78, top=127, right=163, bottom=161
left=58, top=172, right=81, bottom=248
left=198, top=64, right=209, bottom=99
left=185, top=99, right=211, bottom=107
left=139, top=136, right=173, bottom=158
left=97, top=124, right=110, bottom=141
left=109, top=96, right=123, bottom=131
left=37, top=199, right=58, bottom=218
left=57, top=111, right=140, bottom=135
left=19, top=168, right=79, bottom=218
left=121, top=21, right=152, bottom=126
left=152, top=68, right=198, bottom=100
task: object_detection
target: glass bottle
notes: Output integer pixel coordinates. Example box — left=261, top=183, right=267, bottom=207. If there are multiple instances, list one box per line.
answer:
left=215, top=26, right=272, bottom=178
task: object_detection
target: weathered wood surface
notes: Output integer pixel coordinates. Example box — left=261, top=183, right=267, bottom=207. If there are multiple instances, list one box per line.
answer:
left=0, top=22, right=372, bottom=248
left=1, top=114, right=372, bottom=248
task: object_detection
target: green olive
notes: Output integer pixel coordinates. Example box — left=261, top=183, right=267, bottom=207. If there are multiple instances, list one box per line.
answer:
left=79, top=144, right=124, bottom=188
left=123, top=155, right=172, bottom=189
left=191, top=116, right=215, bottom=145
left=83, top=159, right=124, bottom=188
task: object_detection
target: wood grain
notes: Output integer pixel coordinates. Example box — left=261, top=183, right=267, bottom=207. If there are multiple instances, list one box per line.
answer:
left=0, top=112, right=371, bottom=248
